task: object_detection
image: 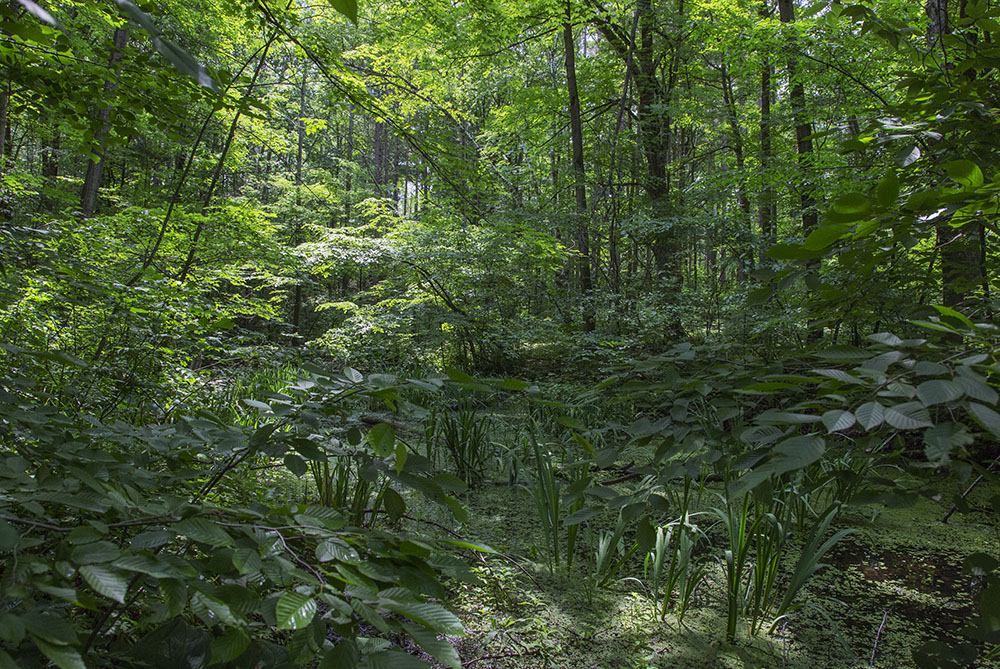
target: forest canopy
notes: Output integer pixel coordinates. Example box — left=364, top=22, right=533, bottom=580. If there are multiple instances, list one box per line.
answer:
left=0, top=0, right=999, bottom=667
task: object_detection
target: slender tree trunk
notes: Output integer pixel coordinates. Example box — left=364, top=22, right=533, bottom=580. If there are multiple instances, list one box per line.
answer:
left=81, top=27, right=128, bottom=217
left=293, top=67, right=306, bottom=335
left=345, top=108, right=354, bottom=224
left=720, top=60, right=751, bottom=279
left=777, top=0, right=817, bottom=237
left=563, top=11, right=595, bottom=332
left=758, top=2, right=777, bottom=247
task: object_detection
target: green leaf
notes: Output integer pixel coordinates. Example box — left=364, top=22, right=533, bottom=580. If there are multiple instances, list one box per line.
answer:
left=755, top=410, right=821, bottom=425
left=284, top=453, right=308, bottom=477
left=945, top=159, right=984, bottom=188
left=0, top=614, right=24, bottom=646
left=821, top=410, right=856, bottom=433
left=827, top=192, right=871, bottom=223
left=894, top=144, right=920, bottom=167
left=963, top=552, right=999, bottom=576
left=875, top=172, right=899, bottom=206
left=315, top=538, right=358, bottom=563
left=563, top=507, right=600, bottom=526
left=968, top=402, right=1000, bottom=439
left=191, top=590, right=239, bottom=627
left=71, top=540, right=120, bottom=564
left=131, top=530, right=174, bottom=550
left=381, top=600, right=462, bottom=635
left=916, top=379, right=964, bottom=406
left=326, top=0, right=358, bottom=23
left=773, top=434, right=826, bottom=471
left=368, top=423, right=395, bottom=456
left=884, top=402, right=932, bottom=430
left=855, top=401, right=884, bottom=431
left=383, top=487, right=406, bottom=522
left=21, top=612, right=77, bottom=646
left=30, top=637, right=85, bottom=669
left=924, top=422, right=973, bottom=463
left=232, top=548, right=262, bottom=575
left=0, top=519, right=18, bottom=549
left=804, top=223, right=850, bottom=250
left=275, top=592, right=316, bottom=630
left=364, top=650, right=430, bottom=669
left=79, top=565, right=129, bottom=603
left=210, top=627, right=250, bottom=664
left=172, top=517, right=233, bottom=547
left=321, top=640, right=359, bottom=668
left=405, top=622, right=461, bottom=669
left=0, top=649, right=17, bottom=669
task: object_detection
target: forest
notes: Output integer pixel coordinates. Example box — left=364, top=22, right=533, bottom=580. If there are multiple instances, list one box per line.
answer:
left=0, top=0, right=999, bottom=666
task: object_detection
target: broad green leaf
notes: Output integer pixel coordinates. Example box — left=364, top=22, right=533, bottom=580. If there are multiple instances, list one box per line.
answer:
left=321, top=640, right=359, bottom=668
left=191, top=591, right=239, bottom=627
left=383, top=487, right=406, bottom=522
left=315, top=538, right=358, bottom=563
left=0, top=614, right=24, bottom=646
left=875, top=172, right=899, bottom=206
left=884, top=402, right=933, bottom=430
left=364, top=650, right=430, bottom=669
left=0, top=650, right=16, bottom=669
left=821, top=410, right=856, bottom=433
left=955, top=374, right=999, bottom=404
left=895, top=144, right=920, bottom=167
left=71, top=540, right=120, bottom=564
left=114, top=555, right=172, bottom=578
left=275, top=592, right=316, bottom=630
left=79, top=565, right=129, bottom=603
left=30, top=637, right=85, bottom=669
left=368, top=423, right=395, bottom=456
left=804, top=223, right=850, bottom=250
left=924, top=422, right=973, bottom=463
left=855, top=402, right=884, bottom=431
left=916, top=379, right=964, bottom=406
left=828, top=192, right=871, bottom=222
left=21, top=612, right=77, bottom=646
left=405, top=622, right=461, bottom=669
left=381, top=600, right=462, bottom=635
left=326, top=0, right=358, bottom=23
left=284, top=453, right=308, bottom=477
left=232, top=548, right=262, bottom=575
left=563, top=507, right=600, bottom=526
left=131, top=530, right=174, bottom=550
left=963, top=553, right=999, bottom=576
left=172, top=518, right=233, bottom=547
left=210, top=627, right=250, bottom=664
left=0, top=520, right=18, bottom=549
left=968, top=402, right=1000, bottom=439
left=773, top=434, right=826, bottom=471
left=755, top=409, right=821, bottom=425
left=945, top=159, right=984, bottom=188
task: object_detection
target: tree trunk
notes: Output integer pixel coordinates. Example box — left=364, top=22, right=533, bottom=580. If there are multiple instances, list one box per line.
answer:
left=758, top=2, right=777, bottom=247
left=81, top=28, right=128, bottom=217
left=563, top=12, right=595, bottom=332
left=777, top=0, right=817, bottom=238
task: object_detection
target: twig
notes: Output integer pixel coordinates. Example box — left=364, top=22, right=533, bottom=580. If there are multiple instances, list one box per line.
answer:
left=941, top=454, right=1000, bottom=523
left=870, top=610, right=888, bottom=667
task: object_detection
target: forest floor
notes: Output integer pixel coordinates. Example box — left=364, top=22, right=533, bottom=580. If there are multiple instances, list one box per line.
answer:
left=400, top=476, right=1000, bottom=668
